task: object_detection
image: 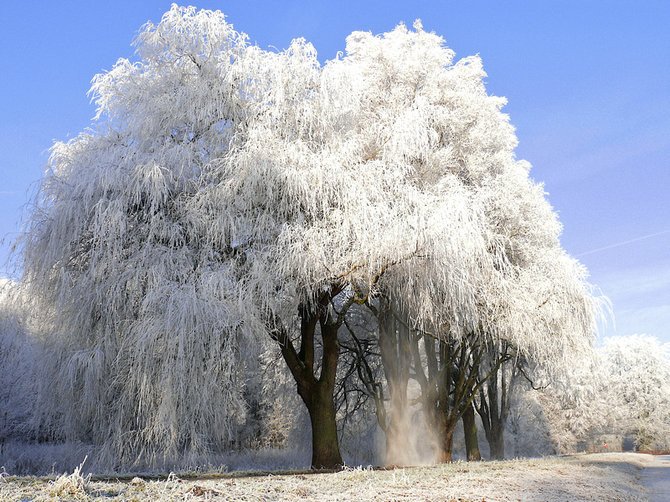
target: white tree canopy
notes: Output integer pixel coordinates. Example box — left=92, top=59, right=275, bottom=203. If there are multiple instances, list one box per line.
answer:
left=18, top=5, right=599, bottom=467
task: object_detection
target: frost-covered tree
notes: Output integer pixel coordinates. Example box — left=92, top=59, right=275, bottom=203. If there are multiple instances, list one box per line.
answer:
left=599, top=335, right=670, bottom=451
left=531, top=335, right=670, bottom=455
left=19, top=7, right=495, bottom=469
left=346, top=24, right=599, bottom=463
left=19, top=5, right=600, bottom=470
left=20, top=7, right=267, bottom=468
left=467, top=152, right=601, bottom=460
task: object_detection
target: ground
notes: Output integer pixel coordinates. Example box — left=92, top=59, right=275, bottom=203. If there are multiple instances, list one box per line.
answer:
left=1, top=452, right=665, bottom=501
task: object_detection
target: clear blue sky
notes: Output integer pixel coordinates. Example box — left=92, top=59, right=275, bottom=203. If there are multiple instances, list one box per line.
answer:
left=1, top=1, right=668, bottom=341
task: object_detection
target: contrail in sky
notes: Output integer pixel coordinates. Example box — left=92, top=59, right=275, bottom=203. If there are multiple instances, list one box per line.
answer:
left=577, top=229, right=670, bottom=257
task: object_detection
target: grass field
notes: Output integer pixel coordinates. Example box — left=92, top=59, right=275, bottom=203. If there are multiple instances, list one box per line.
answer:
left=0, top=453, right=652, bottom=501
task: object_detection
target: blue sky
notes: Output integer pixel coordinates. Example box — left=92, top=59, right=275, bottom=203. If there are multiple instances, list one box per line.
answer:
left=0, top=1, right=668, bottom=342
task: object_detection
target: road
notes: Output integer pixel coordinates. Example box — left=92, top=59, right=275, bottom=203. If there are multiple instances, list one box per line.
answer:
left=641, top=455, right=670, bottom=502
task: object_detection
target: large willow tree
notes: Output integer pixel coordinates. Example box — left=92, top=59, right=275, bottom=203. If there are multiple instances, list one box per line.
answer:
left=330, top=21, right=600, bottom=463
left=20, top=6, right=597, bottom=469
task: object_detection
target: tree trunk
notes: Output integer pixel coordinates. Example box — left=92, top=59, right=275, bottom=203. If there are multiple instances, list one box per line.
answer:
left=276, top=291, right=344, bottom=470
left=433, top=336, right=481, bottom=464
left=475, top=340, right=518, bottom=461
left=462, top=403, right=481, bottom=461
left=479, top=392, right=506, bottom=460
left=306, top=382, right=343, bottom=469
left=488, top=423, right=505, bottom=460
left=436, top=424, right=455, bottom=463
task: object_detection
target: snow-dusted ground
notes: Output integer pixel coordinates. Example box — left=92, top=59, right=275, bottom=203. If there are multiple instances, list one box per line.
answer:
left=1, top=452, right=659, bottom=501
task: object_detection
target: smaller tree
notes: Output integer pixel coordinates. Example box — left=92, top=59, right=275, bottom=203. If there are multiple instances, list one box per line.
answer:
left=599, top=335, right=670, bottom=451
left=531, top=355, right=604, bottom=454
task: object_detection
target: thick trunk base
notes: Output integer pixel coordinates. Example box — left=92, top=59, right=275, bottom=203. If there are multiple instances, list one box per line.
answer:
left=436, top=427, right=455, bottom=463
left=307, top=388, right=343, bottom=469
left=463, top=405, right=481, bottom=461
left=488, top=426, right=505, bottom=460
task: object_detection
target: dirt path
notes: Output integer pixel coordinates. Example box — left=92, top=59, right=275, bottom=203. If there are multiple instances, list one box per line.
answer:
left=640, top=455, right=670, bottom=502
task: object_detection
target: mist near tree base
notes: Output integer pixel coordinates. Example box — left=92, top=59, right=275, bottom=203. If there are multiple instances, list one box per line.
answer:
left=383, top=384, right=440, bottom=466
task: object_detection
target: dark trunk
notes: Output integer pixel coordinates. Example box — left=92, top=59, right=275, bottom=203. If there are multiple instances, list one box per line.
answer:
left=488, top=423, right=505, bottom=460
left=436, top=422, right=455, bottom=463
left=306, top=382, right=343, bottom=469
left=275, top=290, right=344, bottom=470
left=474, top=340, right=520, bottom=461
left=432, top=334, right=484, bottom=464
left=462, top=403, right=481, bottom=461
left=478, top=376, right=506, bottom=460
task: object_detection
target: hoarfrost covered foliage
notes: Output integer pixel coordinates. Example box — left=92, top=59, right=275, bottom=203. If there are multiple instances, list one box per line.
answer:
left=0, top=280, right=38, bottom=444
left=599, top=335, right=670, bottom=450
left=526, top=335, right=670, bottom=454
left=16, top=5, right=601, bottom=469
left=527, top=355, right=605, bottom=454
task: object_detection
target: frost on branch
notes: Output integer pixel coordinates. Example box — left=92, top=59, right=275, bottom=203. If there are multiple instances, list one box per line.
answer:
left=17, top=5, right=602, bottom=469
left=21, top=6, right=261, bottom=467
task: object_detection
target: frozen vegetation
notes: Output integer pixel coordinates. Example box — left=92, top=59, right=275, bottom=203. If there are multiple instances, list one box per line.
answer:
left=0, top=453, right=658, bottom=501
left=1, top=5, right=669, bottom=499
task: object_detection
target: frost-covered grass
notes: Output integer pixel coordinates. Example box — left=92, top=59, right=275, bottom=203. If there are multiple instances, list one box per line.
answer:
left=0, top=453, right=649, bottom=501
left=0, top=440, right=315, bottom=476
